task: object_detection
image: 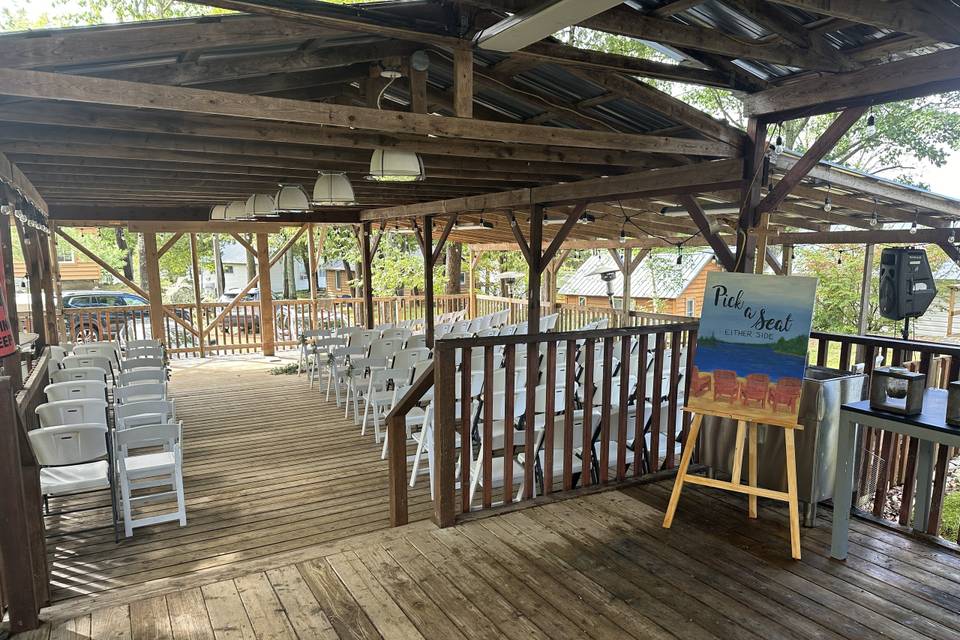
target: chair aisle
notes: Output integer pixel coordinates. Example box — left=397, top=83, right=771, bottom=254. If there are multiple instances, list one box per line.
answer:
left=300, top=310, right=687, bottom=511
left=34, top=338, right=185, bottom=541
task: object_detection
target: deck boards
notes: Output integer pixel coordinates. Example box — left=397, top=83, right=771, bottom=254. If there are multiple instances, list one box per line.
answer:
left=44, top=357, right=433, bottom=607
left=33, top=481, right=960, bottom=639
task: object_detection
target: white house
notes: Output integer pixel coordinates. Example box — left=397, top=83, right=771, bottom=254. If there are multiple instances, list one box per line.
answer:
left=202, top=241, right=310, bottom=296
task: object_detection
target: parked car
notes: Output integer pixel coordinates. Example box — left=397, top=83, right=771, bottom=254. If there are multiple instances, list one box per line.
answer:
left=218, top=288, right=262, bottom=333
left=62, top=290, right=192, bottom=344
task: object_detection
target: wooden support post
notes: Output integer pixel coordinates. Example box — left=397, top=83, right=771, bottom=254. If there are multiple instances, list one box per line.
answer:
left=753, top=212, right=770, bottom=274
left=48, top=222, right=64, bottom=343
left=468, top=248, right=480, bottom=319
left=361, top=221, right=374, bottom=329
left=189, top=233, right=205, bottom=358
left=307, top=223, right=317, bottom=330
left=36, top=228, right=57, bottom=345
left=1, top=216, right=22, bottom=388
left=622, top=247, right=633, bottom=317
left=433, top=346, right=456, bottom=527
left=782, top=244, right=794, bottom=275
left=0, top=378, right=42, bottom=632
left=453, top=47, right=474, bottom=119
left=526, top=204, right=544, bottom=333
left=15, top=219, right=45, bottom=347
left=142, top=232, right=165, bottom=345
left=256, top=233, right=275, bottom=356
left=422, top=216, right=434, bottom=346
left=735, top=118, right=767, bottom=272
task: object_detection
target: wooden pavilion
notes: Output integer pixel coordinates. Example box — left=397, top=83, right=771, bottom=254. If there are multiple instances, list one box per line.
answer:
left=3, top=0, right=960, bottom=635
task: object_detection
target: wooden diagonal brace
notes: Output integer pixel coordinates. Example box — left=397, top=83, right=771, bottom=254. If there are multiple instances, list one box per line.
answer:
left=680, top=194, right=736, bottom=271
left=506, top=211, right=532, bottom=266
left=540, top=203, right=587, bottom=272
left=157, top=232, right=184, bottom=258
left=431, top=214, right=459, bottom=267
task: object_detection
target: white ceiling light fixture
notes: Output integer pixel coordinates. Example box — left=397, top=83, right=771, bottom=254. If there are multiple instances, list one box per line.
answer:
left=275, top=184, right=311, bottom=213
left=313, top=172, right=357, bottom=206
left=367, top=148, right=425, bottom=182
left=245, top=193, right=277, bottom=218
left=452, top=218, right=494, bottom=231
left=209, top=204, right=228, bottom=221
left=224, top=200, right=247, bottom=220
left=474, top=0, right=625, bottom=52
left=659, top=204, right=740, bottom=217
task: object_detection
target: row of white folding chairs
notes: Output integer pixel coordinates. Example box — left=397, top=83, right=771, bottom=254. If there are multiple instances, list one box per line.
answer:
left=347, top=346, right=432, bottom=430
left=312, top=332, right=426, bottom=399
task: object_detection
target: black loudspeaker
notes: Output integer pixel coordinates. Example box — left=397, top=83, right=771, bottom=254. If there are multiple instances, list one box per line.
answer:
left=878, top=247, right=937, bottom=321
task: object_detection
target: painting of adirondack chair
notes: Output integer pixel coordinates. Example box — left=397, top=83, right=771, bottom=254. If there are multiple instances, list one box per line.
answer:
left=740, top=373, right=770, bottom=409
left=768, top=377, right=803, bottom=412
left=713, top=370, right=739, bottom=404
left=690, top=366, right=711, bottom=397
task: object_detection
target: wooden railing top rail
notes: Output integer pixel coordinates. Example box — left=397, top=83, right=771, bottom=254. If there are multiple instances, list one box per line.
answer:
left=628, top=310, right=692, bottom=322
left=386, top=360, right=435, bottom=421
left=811, top=331, right=960, bottom=357
left=433, top=320, right=701, bottom=350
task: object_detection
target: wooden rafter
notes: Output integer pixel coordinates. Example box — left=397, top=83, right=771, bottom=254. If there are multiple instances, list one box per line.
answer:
left=229, top=232, right=256, bottom=256
left=157, top=232, right=185, bottom=258
left=680, top=195, right=735, bottom=271
left=540, top=203, right=587, bottom=272
left=758, top=106, right=867, bottom=214
left=431, top=214, right=459, bottom=267
left=505, top=211, right=532, bottom=266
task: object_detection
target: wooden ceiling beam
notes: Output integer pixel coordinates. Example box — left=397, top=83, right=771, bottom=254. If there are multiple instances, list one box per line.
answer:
left=679, top=194, right=735, bottom=270
left=767, top=1, right=960, bottom=46
left=361, top=158, right=744, bottom=220
left=581, top=7, right=849, bottom=72
left=743, top=46, right=960, bottom=120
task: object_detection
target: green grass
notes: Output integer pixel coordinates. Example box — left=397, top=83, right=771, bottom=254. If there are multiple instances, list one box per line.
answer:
left=940, top=491, right=960, bottom=542
left=269, top=363, right=299, bottom=375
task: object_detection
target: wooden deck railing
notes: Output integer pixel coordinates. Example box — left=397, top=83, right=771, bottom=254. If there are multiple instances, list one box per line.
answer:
left=388, top=321, right=699, bottom=527
left=0, top=350, right=51, bottom=632
left=811, top=331, right=960, bottom=544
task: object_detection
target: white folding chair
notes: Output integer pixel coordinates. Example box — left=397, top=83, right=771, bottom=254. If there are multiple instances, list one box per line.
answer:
left=309, top=337, right=346, bottom=390
left=125, top=339, right=163, bottom=351
left=115, top=399, right=177, bottom=430
left=126, top=345, right=164, bottom=360
left=381, top=328, right=412, bottom=341
left=29, top=423, right=118, bottom=540
left=114, top=423, right=186, bottom=538
left=63, top=354, right=115, bottom=385
left=391, top=348, right=431, bottom=374
left=114, top=382, right=167, bottom=404
left=37, top=398, right=108, bottom=428
left=50, top=366, right=107, bottom=385
left=121, top=357, right=166, bottom=372
left=349, top=330, right=380, bottom=350
left=433, top=323, right=454, bottom=339
left=44, top=380, right=107, bottom=403
left=326, top=345, right=365, bottom=405
left=405, top=334, right=428, bottom=350
left=74, top=342, right=121, bottom=367
left=118, top=368, right=166, bottom=387
left=297, top=329, right=329, bottom=375
left=362, top=366, right=411, bottom=442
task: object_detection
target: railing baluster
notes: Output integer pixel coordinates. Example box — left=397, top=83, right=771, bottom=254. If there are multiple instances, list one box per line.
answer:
left=544, top=340, right=557, bottom=495
left=816, top=338, right=828, bottom=366
left=503, top=344, right=515, bottom=504
left=650, top=333, right=665, bottom=472
left=563, top=339, right=575, bottom=491
left=523, top=339, right=537, bottom=500
left=599, top=336, right=614, bottom=484
left=582, top=338, right=595, bottom=487
left=482, top=345, right=494, bottom=510
left=634, top=334, right=648, bottom=477
left=666, top=329, right=682, bottom=469
left=838, top=340, right=852, bottom=371
left=616, top=335, right=631, bottom=482
left=460, top=346, right=472, bottom=515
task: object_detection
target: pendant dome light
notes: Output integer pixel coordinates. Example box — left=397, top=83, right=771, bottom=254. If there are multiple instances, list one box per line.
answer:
left=313, top=172, right=357, bottom=206
left=224, top=200, right=247, bottom=220
left=245, top=193, right=277, bottom=218
left=367, top=148, right=425, bottom=182
left=275, top=184, right=311, bottom=213
left=209, top=204, right=228, bottom=220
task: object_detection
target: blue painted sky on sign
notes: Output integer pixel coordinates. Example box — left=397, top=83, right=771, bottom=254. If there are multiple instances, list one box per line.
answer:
left=697, top=273, right=817, bottom=345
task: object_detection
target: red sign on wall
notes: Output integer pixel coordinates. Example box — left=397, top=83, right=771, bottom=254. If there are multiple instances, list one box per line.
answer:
left=0, top=252, right=18, bottom=358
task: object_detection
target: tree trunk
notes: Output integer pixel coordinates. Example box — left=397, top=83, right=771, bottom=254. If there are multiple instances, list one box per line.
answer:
left=444, top=242, right=462, bottom=294
left=212, top=233, right=224, bottom=297
left=137, top=233, right=148, bottom=288
left=344, top=262, right=356, bottom=297
left=283, top=250, right=294, bottom=299
left=498, top=254, right=509, bottom=297
left=245, top=233, right=256, bottom=281
left=115, top=228, right=134, bottom=281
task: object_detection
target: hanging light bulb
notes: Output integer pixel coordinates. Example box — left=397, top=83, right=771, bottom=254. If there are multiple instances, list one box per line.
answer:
left=823, top=195, right=832, bottom=213
left=948, top=223, right=956, bottom=244
left=866, top=112, right=877, bottom=136
left=870, top=199, right=879, bottom=227
left=774, top=134, right=784, bottom=155
left=910, top=208, right=919, bottom=235
left=619, top=226, right=626, bottom=244
left=837, top=251, right=842, bottom=266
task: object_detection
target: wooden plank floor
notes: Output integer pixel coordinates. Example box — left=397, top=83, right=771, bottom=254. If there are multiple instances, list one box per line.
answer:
left=43, top=355, right=433, bottom=607
left=31, top=480, right=960, bottom=639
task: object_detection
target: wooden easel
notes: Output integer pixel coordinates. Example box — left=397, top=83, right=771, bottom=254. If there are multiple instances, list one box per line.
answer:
left=662, top=407, right=803, bottom=560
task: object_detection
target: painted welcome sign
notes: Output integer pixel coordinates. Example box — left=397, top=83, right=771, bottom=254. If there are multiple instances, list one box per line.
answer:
left=687, top=272, right=818, bottom=425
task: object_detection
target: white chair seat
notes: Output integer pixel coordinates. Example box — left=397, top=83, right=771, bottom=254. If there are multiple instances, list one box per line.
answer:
left=124, top=452, right=177, bottom=476
left=40, top=460, right=110, bottom=495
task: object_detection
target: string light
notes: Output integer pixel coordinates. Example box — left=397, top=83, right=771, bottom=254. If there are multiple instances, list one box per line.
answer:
left=866, top=112, right=877, bottom=136
left=948, top=222, right=956, bottom=244
left=870, top=198, right=879, bottom=227
left=910, top=208, right=919, bottom=235
left=823, top=183, right=832, bottom=212
left=676, top=245, right=683, bottom=265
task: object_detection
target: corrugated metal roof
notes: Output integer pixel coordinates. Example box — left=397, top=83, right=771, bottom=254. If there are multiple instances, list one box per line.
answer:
left=559, top=250, right=714, bottom=299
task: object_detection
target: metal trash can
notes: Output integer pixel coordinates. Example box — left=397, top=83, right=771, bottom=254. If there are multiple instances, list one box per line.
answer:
left=698, top=366, right=865, bottom=526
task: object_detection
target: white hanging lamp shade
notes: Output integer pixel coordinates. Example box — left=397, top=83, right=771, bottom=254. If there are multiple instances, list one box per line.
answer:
left=245, top=193, right=277, bottom=218
left=224, top=200, right=247, bottom=220
left=312, top=172, right=357, bottom=206
left=209, top=204, right=228, bottom=220
left=275, top=184, right=311, bottom=213
left=367, top=148, right=424, bottom=182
